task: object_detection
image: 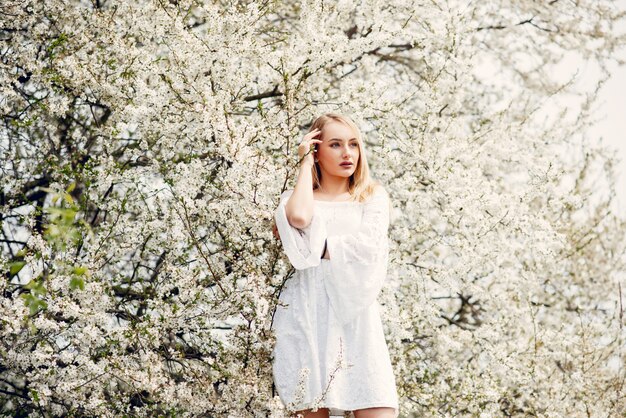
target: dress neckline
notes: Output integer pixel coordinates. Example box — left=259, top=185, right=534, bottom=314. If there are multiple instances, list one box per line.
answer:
left=313, top=199, right=363, bottom=204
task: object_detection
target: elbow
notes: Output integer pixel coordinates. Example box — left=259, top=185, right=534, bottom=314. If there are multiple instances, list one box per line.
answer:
left=285, top=201, right=313, bottom=229
left=287, top=214, right=311, bottom=230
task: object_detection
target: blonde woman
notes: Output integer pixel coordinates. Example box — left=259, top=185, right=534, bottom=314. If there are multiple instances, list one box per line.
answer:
left=272, top=113, right=399, bottom=418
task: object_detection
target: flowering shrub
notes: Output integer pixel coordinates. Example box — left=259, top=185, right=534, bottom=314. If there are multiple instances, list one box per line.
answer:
left=1, top=0, right=625, bottom=416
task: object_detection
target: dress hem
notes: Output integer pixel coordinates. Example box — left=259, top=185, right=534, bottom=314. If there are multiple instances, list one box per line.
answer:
left=289, top=400, right=399, bottom=417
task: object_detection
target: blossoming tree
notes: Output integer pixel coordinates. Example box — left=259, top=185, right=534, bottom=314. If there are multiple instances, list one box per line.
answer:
left=1, top=0, right=625, bottom=416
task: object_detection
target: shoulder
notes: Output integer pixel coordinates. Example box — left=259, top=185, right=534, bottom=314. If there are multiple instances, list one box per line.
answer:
left=372, top=184, right=388, bottom=197
left=363, top=183, right=389, bottom=205
left=371, top=183, right=389, bottom=199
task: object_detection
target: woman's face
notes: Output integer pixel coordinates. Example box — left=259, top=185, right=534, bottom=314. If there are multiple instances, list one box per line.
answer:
left=317, top=120, right=360, bottom=179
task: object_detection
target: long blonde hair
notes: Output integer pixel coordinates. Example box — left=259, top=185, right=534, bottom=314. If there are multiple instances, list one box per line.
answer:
left=308, top=113, right=383, bottom=203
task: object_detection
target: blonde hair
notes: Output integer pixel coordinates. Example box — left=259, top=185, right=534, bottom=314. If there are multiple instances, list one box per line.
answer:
left=307, top=113, right=383, bottom=203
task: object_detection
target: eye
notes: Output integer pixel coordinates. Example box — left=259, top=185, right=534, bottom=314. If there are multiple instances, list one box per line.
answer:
left=350, top=143, right=358, bottom=147
left=331, top=143, right=339, bottom=147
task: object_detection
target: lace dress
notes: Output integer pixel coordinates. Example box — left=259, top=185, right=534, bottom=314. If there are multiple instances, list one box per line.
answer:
left=272, top=187, right=399, bottom=417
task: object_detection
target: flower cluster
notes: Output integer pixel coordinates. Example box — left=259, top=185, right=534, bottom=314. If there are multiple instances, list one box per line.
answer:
left=1, top=0, right=625, bottom=416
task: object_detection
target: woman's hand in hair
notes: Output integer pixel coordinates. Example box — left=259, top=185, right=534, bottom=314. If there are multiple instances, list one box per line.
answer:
left=297, top=128, right=322, bottom=168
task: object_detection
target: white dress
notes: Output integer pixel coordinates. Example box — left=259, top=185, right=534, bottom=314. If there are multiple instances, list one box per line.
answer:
left=272, top=187, right=399, bottom=417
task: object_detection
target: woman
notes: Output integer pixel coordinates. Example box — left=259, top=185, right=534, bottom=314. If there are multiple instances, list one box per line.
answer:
left=272, top=113, right=399, bottom=418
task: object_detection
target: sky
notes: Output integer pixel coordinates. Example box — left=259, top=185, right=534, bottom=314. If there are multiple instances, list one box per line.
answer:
left=585, top=10, right=626, bottom=213
left=588, top=49, right=626, bottom=213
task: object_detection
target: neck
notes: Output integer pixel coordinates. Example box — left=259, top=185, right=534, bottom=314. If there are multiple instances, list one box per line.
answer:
left=317, top=177, right=350, bottom=196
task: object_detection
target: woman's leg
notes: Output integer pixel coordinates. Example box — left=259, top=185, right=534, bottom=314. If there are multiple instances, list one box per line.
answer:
left=291, top=407, right=330, bottom=418
left=353, top=407, right=396, bottom=418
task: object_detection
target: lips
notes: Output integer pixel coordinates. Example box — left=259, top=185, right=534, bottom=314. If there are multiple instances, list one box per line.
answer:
left=340, top=162, right=353, bottom=167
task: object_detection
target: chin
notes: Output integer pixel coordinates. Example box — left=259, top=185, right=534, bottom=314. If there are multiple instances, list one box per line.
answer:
left=335, top=171, right=354, bottom=178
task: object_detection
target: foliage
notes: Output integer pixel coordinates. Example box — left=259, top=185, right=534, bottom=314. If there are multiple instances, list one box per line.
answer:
left=1, top=0, right=625, bottom=416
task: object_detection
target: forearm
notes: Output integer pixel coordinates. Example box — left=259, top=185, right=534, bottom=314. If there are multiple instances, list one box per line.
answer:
left=285, top=163, right=315, bottom=229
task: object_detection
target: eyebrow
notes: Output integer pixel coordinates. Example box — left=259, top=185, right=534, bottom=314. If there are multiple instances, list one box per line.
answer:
left=328, top=137, right=358, bottom=142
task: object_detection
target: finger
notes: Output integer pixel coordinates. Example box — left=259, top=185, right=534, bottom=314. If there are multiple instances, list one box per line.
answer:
left=301, top=139, right=321, bottom=148
left=301, top=133, right=318, bottom=143
left=305, top=132, right=320, bottom=139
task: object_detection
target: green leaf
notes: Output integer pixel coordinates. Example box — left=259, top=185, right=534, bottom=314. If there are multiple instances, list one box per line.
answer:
left=9, top=261, right=26, bottom=276
left=63, top=193, right=74, bottom=205
left=70, top=277, right=85, bottom=291
left=32, top=299, right=47, bottom=315
left=24, top=279, right=47, bottom=296
left=21, top=293, right=48, bottom=315
left=73, top=265, right=88, bottom=276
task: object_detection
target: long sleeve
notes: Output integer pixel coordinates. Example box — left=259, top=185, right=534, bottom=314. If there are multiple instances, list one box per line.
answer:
left=324, top=187, right=390, bottom=325
left=274, top=189, right=327, bottom=270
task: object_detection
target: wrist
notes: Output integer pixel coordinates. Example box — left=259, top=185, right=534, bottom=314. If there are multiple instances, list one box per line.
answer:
left=300, top=160, right=314, bottom=170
